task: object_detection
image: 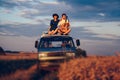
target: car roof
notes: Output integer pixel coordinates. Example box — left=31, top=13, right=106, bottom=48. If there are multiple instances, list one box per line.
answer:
left=41, top=34, right=72, bottom=38
left=40, top=34, right=73, bottom=41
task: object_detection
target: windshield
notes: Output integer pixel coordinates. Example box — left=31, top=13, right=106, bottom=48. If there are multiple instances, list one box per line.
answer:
left=39, top=36, right=75, bottom=49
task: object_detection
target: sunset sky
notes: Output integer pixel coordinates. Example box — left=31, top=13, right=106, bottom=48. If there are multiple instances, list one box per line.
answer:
left=0, top=0, right=120, bottom=55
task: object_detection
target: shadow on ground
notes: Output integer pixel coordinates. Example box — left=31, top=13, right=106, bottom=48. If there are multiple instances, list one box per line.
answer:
left=0, top=59, right=58, bottom=80
left=0, top=59, right=37, bottom=77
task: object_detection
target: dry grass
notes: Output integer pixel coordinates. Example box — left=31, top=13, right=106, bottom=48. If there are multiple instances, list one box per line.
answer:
left=0, top=52, right=37, bottom=60
left=0, top=53, right=38, bottom=80
left=0, top=64, right=37, bottom=80
left=1, top=53, right=120, bottom=80
left=0, top=53, right=58, bottom=80
left=58, top=56, right=120, bottom=80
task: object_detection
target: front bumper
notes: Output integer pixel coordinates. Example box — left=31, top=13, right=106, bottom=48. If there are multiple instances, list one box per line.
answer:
left=38, top=52, right=75, bottom=68
left=38, top=56, right=67, bottom=67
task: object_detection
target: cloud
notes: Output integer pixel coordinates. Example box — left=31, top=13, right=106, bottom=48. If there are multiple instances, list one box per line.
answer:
left=13, top=0, right=33, bottom=2
left=1, top=9, right=11, bottom=13
left=0, top=0, right=18, bottom=9
left=0, top=30, right=17, bottom=36
left=1, top=0, right=119, bottom=21
left=98, top=13, right=105, bottom=17
left=57, top=0, right=120, bottom=21
left=70, top=21, right=120, bottom=40
left=18, top=9, right=40, bottom=19
left=0, top=0, right=73, bottom=23
left=71, top=27, right=119, bottom=41
left=0, top=32, right=15, bottom=36
left=118, top=24, right=120, bottom=27
left=0, top=23, right=48, bottom=37
left=0, top=0, right=39, bottom=10
left=1, top=20, right=120, bottom=41
left=0, top=35, right=38, bottom=51
left=40, top=0, right=59, bottom=4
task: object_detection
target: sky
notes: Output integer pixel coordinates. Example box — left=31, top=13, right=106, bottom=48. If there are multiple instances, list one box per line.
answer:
left=0, top=0, right=120, bottom=55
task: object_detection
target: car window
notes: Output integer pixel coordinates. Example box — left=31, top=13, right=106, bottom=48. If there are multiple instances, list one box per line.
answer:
left=40, top=38, right=74, bottom=48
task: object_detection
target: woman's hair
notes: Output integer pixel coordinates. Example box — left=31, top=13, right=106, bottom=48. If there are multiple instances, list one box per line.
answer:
left=62, top=13, right=67, bottom=17
left=52, top=13, right=59, bottom=18
left=62, top=13, right=68, bottom=21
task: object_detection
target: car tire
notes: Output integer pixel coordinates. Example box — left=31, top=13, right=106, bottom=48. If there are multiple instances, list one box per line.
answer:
left=81, top=50, right=87, bottom=57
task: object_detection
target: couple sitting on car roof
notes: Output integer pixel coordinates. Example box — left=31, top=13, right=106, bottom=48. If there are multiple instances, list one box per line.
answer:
left=48, top=13, right=71, bottom=35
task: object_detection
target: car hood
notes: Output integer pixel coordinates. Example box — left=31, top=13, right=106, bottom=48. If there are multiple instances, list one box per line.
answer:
left=38, top=47, right=76, bottom=52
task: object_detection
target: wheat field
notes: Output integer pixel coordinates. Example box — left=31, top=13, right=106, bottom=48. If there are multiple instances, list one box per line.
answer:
left=0, top=53, right=120, bottom=80
left=58, top=56, right=120, bottom=80
left=0, top=53, right=58, bottom=80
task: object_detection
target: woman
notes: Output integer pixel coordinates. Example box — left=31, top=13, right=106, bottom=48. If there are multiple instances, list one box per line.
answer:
left=48, top=13, right=59, bottom=35
left=58, top=13, right=71, bottom=35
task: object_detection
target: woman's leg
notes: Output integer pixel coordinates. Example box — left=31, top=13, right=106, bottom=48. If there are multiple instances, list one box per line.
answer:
left=63, top=28, right=71, bottom=35
left=58, top=29, right=63, bottom=35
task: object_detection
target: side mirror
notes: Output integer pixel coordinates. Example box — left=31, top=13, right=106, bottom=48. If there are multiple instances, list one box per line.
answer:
left=35, top=41, right=38, bottom=48
left=76, top=39, right=80, bottom=46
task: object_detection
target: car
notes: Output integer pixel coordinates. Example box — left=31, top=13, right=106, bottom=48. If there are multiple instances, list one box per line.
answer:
left=35, top=34, right=87, bottom=71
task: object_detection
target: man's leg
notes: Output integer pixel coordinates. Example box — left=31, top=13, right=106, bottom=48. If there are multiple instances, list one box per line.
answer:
left=53, top=28, right=58, bottom=34
left=48, top=30, right=54, bottom=35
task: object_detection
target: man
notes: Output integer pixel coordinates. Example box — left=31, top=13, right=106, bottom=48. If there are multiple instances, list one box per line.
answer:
left=48, top=13, right=59, bottom=35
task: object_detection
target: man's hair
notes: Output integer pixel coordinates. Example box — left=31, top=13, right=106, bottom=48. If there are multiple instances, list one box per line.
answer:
left=52, top=13, right=59, bottom=18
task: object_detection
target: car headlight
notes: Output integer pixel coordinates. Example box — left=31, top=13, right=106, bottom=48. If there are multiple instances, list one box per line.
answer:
left=39, top=53, right=47, bottom=57
left=66, top=53, right=75, bottom=57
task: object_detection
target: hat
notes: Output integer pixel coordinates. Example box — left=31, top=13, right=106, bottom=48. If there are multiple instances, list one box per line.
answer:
left=52, top=13, right=59, bottom=18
